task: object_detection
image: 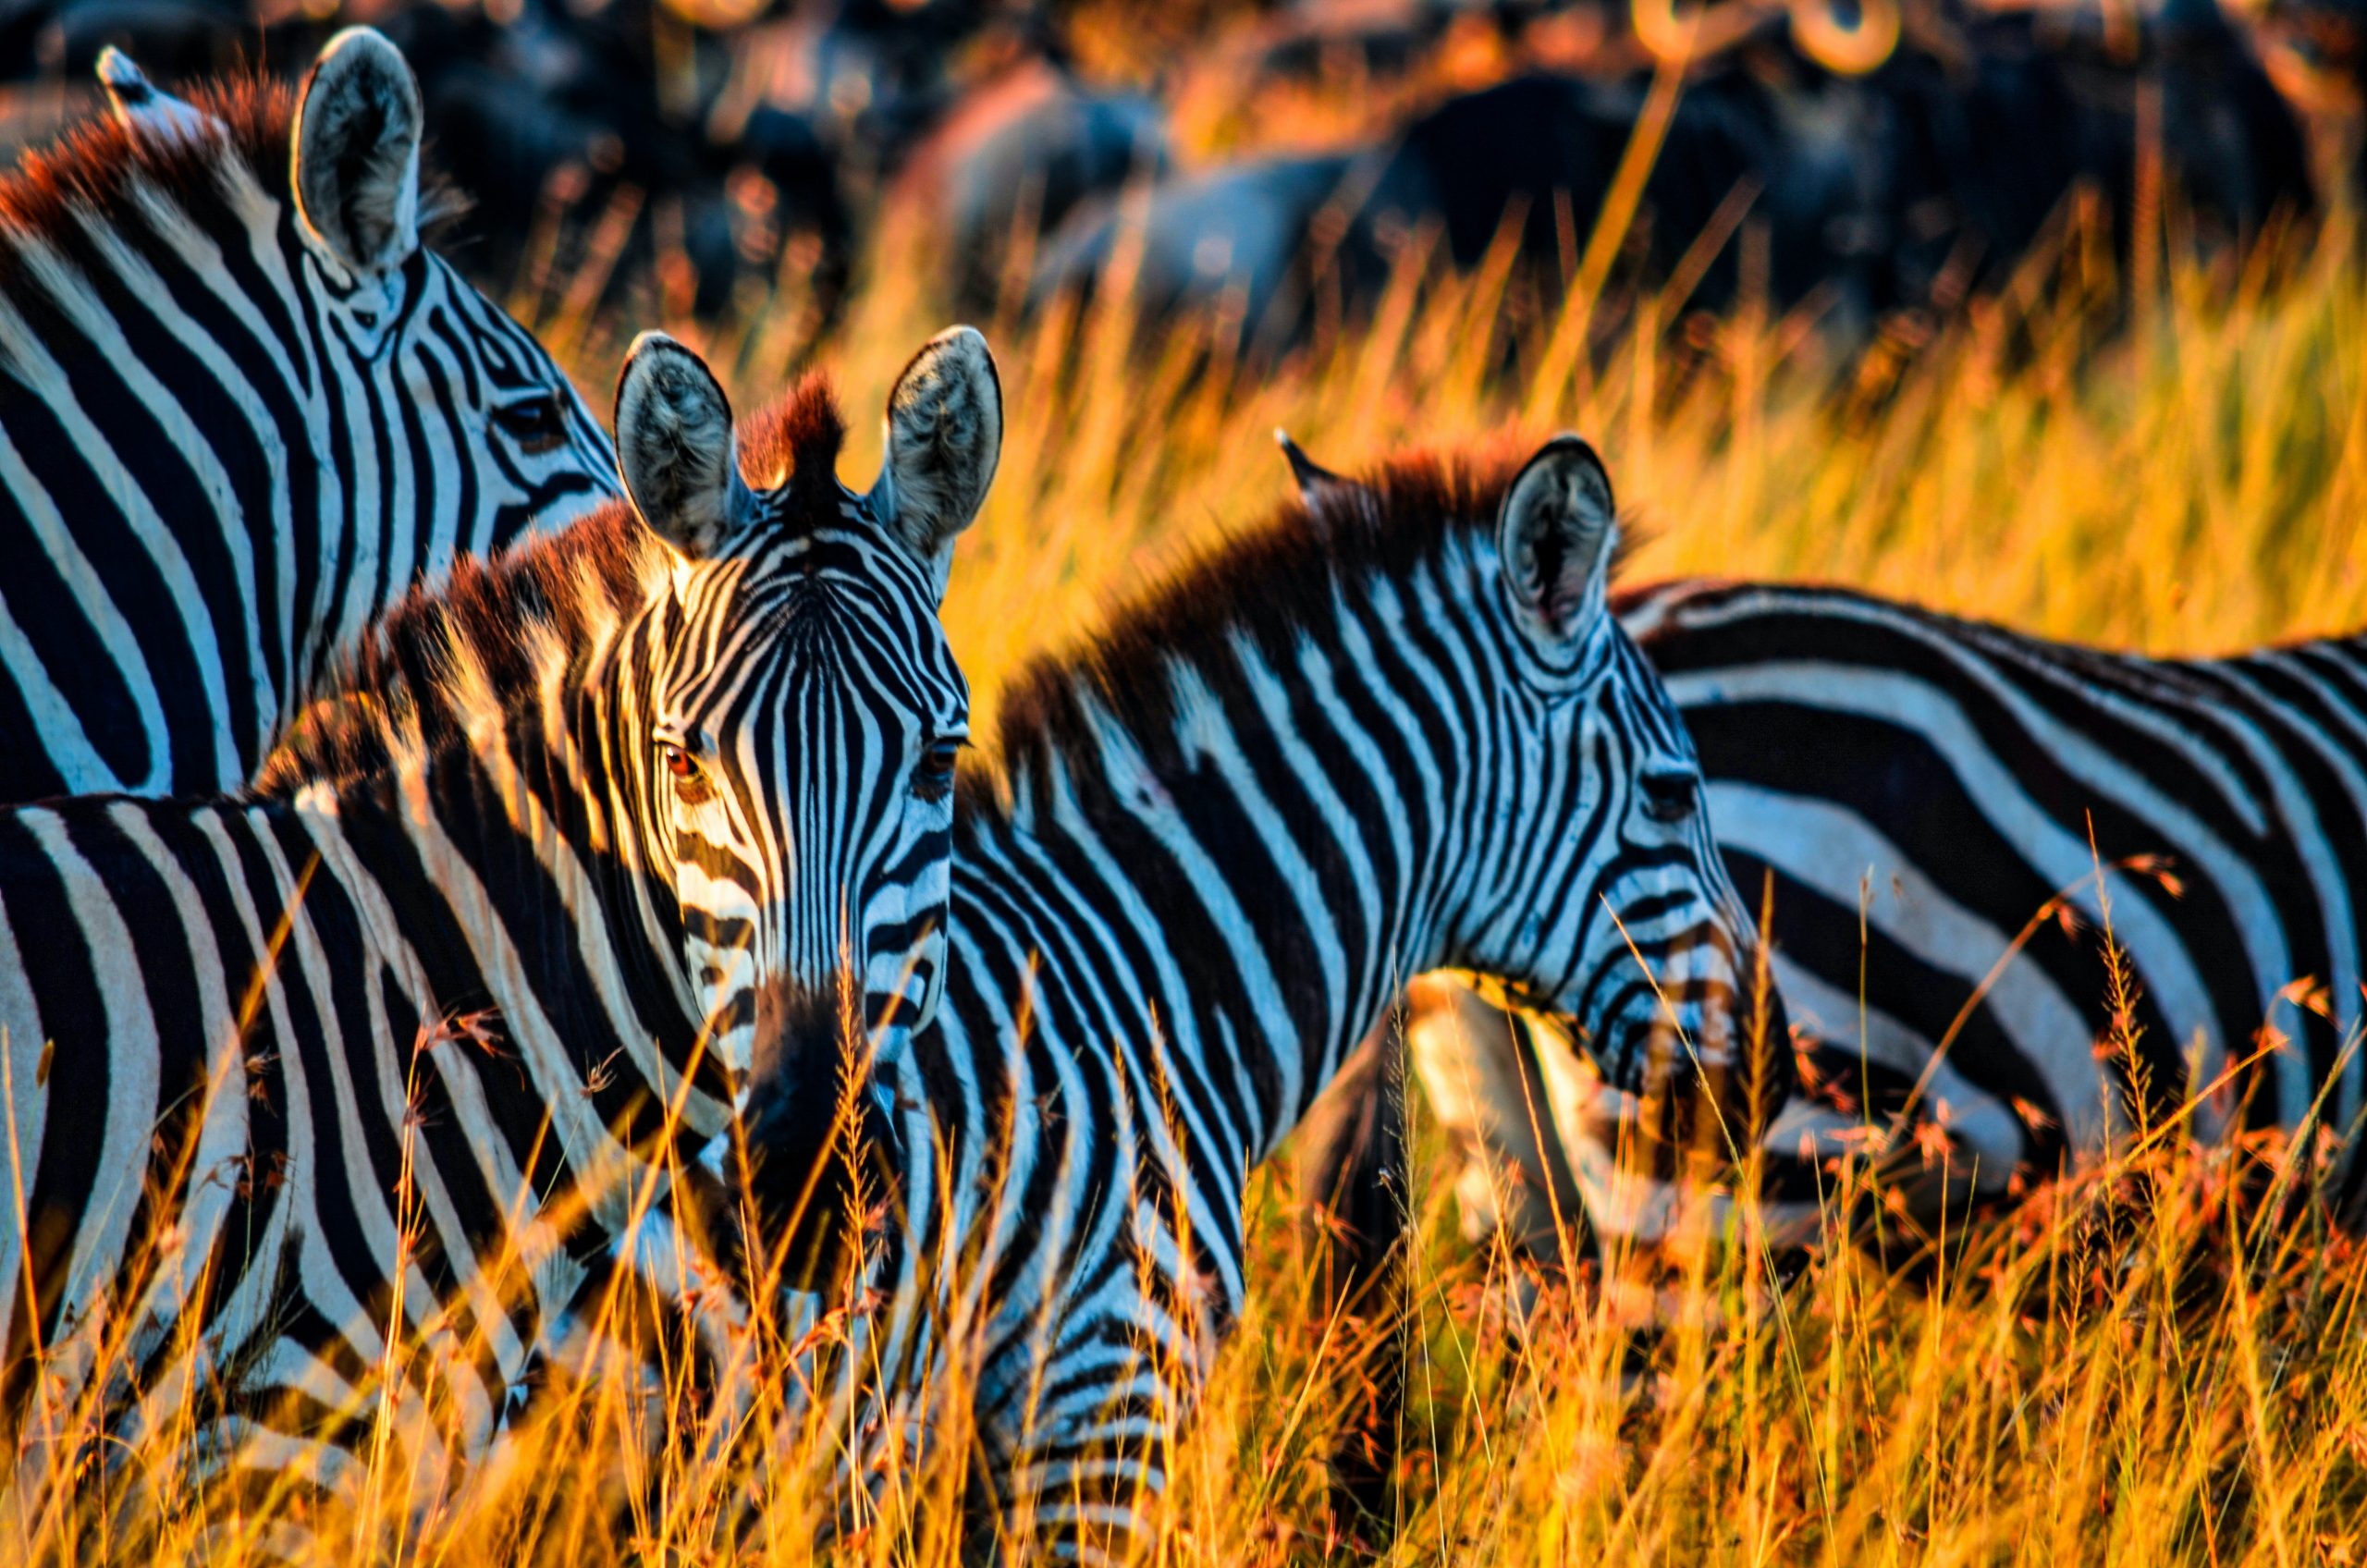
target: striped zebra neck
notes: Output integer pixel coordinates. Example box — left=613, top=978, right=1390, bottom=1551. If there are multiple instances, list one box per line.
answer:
left=267, top=503, right=730, bottom=1135
left=967, top=455, right=1543, bottom=1163
left=0, top=77, right=614, bottom=801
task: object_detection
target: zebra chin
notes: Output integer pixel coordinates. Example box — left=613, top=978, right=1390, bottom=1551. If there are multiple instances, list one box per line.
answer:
left=1582, top=937, right=1794, bottom=1173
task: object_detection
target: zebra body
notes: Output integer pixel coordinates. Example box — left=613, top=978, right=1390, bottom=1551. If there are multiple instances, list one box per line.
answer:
left=0, top=331, right=1002, bottom=1503
left=1393, top=577, right=2367, bottom=1263
left=816, top=440, right=1788, bottom=1553
left=0, top=32, right=617, bottom=803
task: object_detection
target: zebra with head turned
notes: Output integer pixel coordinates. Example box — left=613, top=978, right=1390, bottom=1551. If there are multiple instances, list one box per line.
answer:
left=0, top=30, right=617, bottom=803
left=1316, top=571, right=2367, bottom=1279
left=736, top=433, right=1789, bottom=1557
left=0, top=327, right=1000, bottom=1513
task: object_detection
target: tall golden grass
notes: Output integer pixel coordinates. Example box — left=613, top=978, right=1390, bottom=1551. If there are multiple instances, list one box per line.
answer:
left=14, top=184, right=2367, bottom=1563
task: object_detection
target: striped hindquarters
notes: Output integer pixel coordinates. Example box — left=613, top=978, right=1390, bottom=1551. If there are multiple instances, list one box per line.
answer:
left=1634, top=579, right=2367, bottom=1204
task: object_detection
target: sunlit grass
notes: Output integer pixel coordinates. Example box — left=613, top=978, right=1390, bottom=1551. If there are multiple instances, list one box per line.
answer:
left=17, top=190, right=2367, bottom=1563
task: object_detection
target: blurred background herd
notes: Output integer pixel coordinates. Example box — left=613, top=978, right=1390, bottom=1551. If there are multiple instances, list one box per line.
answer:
left=8, top=7, right=2367, bottom=1558
left=4, top=0, right=2356, bottom=385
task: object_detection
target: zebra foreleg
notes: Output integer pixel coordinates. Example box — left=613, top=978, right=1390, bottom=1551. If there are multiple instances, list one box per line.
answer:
left=1291, top=1013, right=1414, bottom=1547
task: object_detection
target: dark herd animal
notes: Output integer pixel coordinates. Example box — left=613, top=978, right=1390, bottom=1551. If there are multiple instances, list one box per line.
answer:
left=0, top=0, right=2341, bottom=348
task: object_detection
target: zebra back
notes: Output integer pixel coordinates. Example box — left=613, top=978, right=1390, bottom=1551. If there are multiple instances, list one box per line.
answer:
left=0, top=31, right=617, bottom=804
left=1632, top=577, right=2367, bottom=1208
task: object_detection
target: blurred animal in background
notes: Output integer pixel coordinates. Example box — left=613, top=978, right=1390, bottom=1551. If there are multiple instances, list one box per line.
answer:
left=1033, top=8, right=2317, bottom=355
left=0, top=0, right=2338, bottom=353
left=886, top=46, right=1168, bottom=315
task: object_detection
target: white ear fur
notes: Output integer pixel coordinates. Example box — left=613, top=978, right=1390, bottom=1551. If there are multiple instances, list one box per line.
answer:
left=868, top=325, right=1001, bottom=601
left=97, top=49, right=220, bottom=146
left=1498, top=435, right=1618, bottom=643
left=290, top=28, right=423, bottom=282
left=615, top=333, right=749, bottom=561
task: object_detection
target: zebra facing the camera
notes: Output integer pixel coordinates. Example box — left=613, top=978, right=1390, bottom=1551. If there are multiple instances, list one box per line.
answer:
left=0, top=327, right=1000, bottom=1511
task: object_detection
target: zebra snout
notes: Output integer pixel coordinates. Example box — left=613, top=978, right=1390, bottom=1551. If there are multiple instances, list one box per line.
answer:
left=721, top=979, right=902, bottom=1269
left=1603, top=951, right=1791, bottom=1167
left=746, top=978, right=861, bottom=1091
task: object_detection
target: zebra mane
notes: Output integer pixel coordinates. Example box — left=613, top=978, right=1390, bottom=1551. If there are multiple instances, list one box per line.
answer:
left=252, top=502, right=657, bottom=796
left=0, top=75, right=461, bottom=320
left=254, top=375, right=847, bottom=796
left=987, top=439, right=1623, bottom=797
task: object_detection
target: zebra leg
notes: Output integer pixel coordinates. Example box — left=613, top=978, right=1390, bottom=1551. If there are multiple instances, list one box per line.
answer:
left=1404, top=979, right=1591, bottom=1270
left=1293, top=1012, right=1409, bottom=1545
left=1298, top=981, right=1586, bottom=1299
left=1296, top=980, right=1601, bottom=1543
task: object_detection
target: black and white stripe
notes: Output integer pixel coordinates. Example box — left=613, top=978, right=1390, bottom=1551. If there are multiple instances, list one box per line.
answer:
left=0, top=31, right=617, bottom=804
left=0, top=330, right=999, bottom=1508
left=1393, top=576, right=2367, bottom=1263
left=803, top=438, right=1789, bottom=1555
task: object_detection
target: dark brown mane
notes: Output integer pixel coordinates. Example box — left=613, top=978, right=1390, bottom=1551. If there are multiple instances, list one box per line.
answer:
left=0, top=73, right=461, bottom=312
left=734, top=371, right=847, bottom=506
left=984, top=439, right=1546, bottom=805
left=0, top=78, right=294, bottom=248
left=254, top=498, right=656, bottom=796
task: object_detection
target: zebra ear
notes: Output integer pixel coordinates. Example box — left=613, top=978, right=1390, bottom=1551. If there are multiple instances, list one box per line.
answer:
left=1275, top=429, right=1346, bottom=504
left=290, top=29, right=423, bottom=282
left=97, top=49, right=219, bottom=146
left=1498, top=435, right=1617, bottom=644
left=869, top=326, right=1000, bottom=601
left=615, top=333, right=752, bottom=562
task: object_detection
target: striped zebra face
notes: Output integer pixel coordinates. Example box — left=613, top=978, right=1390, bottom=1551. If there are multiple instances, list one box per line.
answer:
left=615, top=329, right=1000, bottom=1106
left=1465, top=438, right=1791, bottom=1158
left=280, top=31, right=618, bottom=569
left=108, top=31, right=617, bottom=578
left=108, top=31, right=617, bottom=575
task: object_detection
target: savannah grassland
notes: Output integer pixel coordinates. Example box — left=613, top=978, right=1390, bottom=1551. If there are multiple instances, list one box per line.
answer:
left=18, top=98, right=2367, bottom=1568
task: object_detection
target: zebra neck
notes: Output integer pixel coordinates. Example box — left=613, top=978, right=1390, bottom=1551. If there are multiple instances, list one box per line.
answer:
left=0, top=178, right=353, bottom=789
left=983, top=633, right=1480, bottom=1164
left=320, top=706, right=714, bottom=1146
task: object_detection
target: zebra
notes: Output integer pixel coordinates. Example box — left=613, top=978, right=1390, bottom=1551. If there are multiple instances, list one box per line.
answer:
left=1318, top=570, right=2367, bottom=1278
left=255, top=424, right=1788, bottom=1553
left=0, top=325, right=1002, bottom=1513
left=0, top=31, right=618, bottom=804
left=774, top=434, right=1791, bottom=1556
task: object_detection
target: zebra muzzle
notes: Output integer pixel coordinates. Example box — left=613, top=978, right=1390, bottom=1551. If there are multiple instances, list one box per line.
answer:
left=712, top=980, right=906, bottom=1242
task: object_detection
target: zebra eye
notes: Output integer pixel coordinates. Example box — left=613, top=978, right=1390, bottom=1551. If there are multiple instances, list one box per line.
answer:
left=660, top=743, right=717, bottom=807
left=494, top=393, right=570, bottom=455
left=912, top=736, right=963, bottom=803
left=1641, top=770, right=1700, bottom=826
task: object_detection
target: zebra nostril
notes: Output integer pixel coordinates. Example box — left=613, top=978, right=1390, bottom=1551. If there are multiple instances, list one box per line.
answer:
left=701, top=965, right=724, bottom=986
